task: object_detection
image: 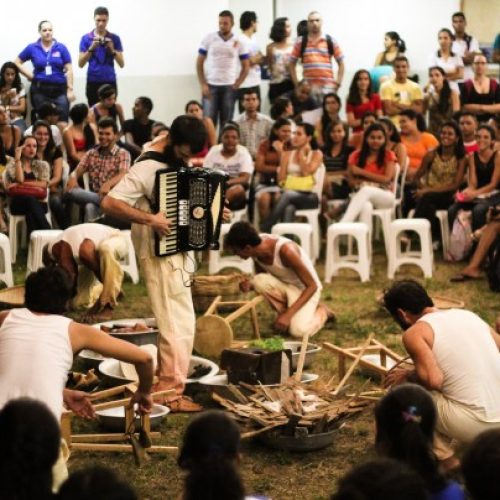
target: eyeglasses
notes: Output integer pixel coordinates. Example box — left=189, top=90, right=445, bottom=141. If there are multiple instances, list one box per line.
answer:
left=473, top=61, right=487, bottom=65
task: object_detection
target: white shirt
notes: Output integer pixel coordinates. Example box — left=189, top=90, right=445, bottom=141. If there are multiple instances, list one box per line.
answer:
left=203, top=144, right=254, bottom=178
left=239, top=33, right=261, bottom=89
left=428, top=52, right=464, bottom=91
left=452, top=36, right=480, bottom=81
left=0, top=309, right=73, bottom=419
left=199, top=32, right=249, bottom=86
left=25, top=124, right=63, bottom=147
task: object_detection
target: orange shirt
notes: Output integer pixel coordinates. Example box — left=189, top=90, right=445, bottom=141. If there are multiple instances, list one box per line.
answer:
left=401, top=132, right=439, bottom=171
left=348, top=149, right=396, bottom=176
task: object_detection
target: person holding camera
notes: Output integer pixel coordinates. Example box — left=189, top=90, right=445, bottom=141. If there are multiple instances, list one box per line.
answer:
left=78, top=6, right=124, bottom=106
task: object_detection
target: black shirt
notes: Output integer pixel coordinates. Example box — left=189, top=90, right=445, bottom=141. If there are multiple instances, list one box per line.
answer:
left=123, top=119, right=154, bottom=148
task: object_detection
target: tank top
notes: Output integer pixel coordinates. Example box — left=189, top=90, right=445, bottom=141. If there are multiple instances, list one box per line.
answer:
left=474, top=150, right=498, bottom=189
left=92, top=103, right=118, bottom=125
left=255, top=235, right=322, bottom=290
left=270, top=45, right=293, bottom=84
left=73, top=136, right=86, bottom=152
left=420, top=309, right=500, bottom=420
left=0, top=308, right=73, bottom=419
left=287, top=150, right=313, bottom=176
left=426, top=153, right=458, bottom=188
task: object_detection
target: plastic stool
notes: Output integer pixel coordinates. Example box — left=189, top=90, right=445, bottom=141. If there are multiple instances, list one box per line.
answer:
left=26, top=229, right=63, bottom=276
left=325, top=222, right=371, bottom=283
left=271, top=223, right=313, bottom=260
left=208, top=224, right=254, bottom=274
left=0, top=234, right=14, bottom=286
left=388, top=219, right=433, bottom=279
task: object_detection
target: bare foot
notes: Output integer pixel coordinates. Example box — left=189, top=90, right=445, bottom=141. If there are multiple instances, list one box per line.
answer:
left=460, top=267, right=482, bottom=279
left=319, top=303, right=336, bottom=324
left=82, top=304, right=114, bottom=323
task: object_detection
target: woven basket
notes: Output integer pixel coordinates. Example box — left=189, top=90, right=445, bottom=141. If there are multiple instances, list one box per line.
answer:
left=192, top=274, right=246, bottom=313
left=0, top=286, right=25, bottom=309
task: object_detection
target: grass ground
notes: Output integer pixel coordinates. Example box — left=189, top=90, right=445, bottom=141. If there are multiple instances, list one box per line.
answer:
left=13, top=246, right=499, bottom=500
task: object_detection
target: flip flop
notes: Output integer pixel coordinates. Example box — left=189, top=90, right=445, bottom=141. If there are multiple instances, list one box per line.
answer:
left=450, top=274, right=482, bottom=283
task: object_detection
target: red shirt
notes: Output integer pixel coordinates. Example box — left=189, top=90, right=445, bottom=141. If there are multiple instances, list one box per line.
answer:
left=346, top=94, right=382, bottom=132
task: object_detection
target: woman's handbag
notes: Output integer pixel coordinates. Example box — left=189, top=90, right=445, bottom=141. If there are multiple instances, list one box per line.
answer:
left=7, top=184, right=46, bottom=200
left=283, top=174, right=314, bottom=192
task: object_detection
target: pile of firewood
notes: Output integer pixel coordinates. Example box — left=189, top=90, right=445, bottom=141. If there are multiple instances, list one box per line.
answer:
left=212, top=379, right=373, bottom=439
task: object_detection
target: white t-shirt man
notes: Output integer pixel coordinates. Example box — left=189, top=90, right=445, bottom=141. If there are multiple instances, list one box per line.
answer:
left=452, top=36, right=480, bottom=81
left=239, top=33, right=261, bottom=89
left=203, top=144, right=254, bottom=178
left=198, top=32, right=249, bottom=86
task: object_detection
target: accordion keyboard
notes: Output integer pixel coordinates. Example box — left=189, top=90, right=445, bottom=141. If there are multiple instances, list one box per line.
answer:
left=158, top=170, right=178, bottom=255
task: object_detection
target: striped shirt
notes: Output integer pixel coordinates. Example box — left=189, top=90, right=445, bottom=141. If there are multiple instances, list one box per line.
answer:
left=290, top=35, right=344, bottom=90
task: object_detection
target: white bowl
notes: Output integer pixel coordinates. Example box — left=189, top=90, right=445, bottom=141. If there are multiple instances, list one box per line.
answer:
left=359, top=354, right=397, bottom=377
left=99, top=355, right=219, bottom=386
left=93, top=318, right=159, bottom=347
left=283, top=341, right=322, bottom=370
left=96, top=404, right=170, bottom=432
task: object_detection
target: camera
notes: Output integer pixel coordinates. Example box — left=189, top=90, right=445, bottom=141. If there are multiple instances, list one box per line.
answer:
left=98, top=37, right=107, bottom=46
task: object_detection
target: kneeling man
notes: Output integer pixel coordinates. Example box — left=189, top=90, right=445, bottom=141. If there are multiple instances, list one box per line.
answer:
left=225, top=221, right=334, bottom=337
left=383, top=280, right=500, bottom=471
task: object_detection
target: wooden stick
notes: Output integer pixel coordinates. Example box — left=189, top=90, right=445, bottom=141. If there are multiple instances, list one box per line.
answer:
left=71, top=443, right=178, bottom=453
left=324, top=342, right=388, bottom=376
left=294, top=331, right=310, bottom=382
left=72, top=432, right=161, bottom=443
left=205, top=295, right=222, bottom=316
left=329, top=333, right=375, bottom=394
left=87, top=384, right=136, bottom=401
left=250, top=302, right=261, bottom=339
left=225, top=295, right=264, bottom=323
left=241, top=422, right=284, bottom=439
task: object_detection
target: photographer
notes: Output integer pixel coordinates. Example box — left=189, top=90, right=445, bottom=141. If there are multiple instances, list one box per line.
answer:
left=78, top=6, right=124, bottom=106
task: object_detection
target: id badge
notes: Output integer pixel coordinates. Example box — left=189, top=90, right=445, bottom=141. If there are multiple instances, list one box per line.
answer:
left=45, top=65, right=52, bottom=76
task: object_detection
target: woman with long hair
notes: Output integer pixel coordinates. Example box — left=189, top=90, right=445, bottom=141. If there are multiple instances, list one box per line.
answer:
left=0, top=62, right=27, bottom=133
left=428, top=29, right=464, bottom=89
left=63, top=103, right=97, bottom=171
left=315, top=93, right=341, bottom=148
left=374, top=31, right=407, bottom=67
left=425, top=66, right=460, bottom=137
left=5, top=135, right=51, bottom=235
left=448, top=124, right=500, bottom=231
left=413, top=120, right=467, bottom=245
left=339, top=123, right=396, bottom=234
left=261, top=122, right=322, bottom=232
left=375, top=384, right=465, bottom=499
left=266, top=17, right=294, bottom=104
left=88, top=83, right=125, bottom=130
left=185, top=99, right=217, bottom=164
left=254, top=118, right=292, bottom=225
left=346, top=70, right=382, bottom=133
left=378, top=117, right=408, bottom=169
left=0, top=105, right=20, bottom=160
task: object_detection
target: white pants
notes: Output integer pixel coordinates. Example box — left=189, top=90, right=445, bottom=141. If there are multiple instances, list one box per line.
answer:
left=341, top=186, right=394, bottom=233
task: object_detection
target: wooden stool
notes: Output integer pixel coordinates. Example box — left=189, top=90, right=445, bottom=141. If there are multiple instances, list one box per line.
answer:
left=194, top=295, right=263, bottom=358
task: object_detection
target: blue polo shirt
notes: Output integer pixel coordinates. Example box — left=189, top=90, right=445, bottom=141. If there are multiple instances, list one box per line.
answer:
left=79, top=31, right=123, bottom=83
left=18, top=39, right=71, bottom=85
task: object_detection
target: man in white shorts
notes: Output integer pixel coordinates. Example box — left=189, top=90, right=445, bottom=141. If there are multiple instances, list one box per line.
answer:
left=225, top=221, right=334, bottom=338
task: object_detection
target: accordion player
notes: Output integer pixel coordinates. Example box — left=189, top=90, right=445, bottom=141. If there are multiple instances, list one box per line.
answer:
left=153, top=166, right=227, bottom=257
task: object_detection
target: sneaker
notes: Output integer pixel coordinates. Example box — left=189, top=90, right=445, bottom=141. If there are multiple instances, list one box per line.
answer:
left=167, top=396, right=202, bottom=413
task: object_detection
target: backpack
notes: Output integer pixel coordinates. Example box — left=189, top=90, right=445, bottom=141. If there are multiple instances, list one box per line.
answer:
left=300, top=34, right=334, bottom=58
left=446, top=209, right=473, bottom=262
left=487, top=236, right=500, bottom=292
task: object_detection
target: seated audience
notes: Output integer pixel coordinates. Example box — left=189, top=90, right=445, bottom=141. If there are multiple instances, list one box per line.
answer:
left=451, top=207, right=500, bottom=282
left=0, top=137, right=9, bottom=233
left=254, top=118, right=292, bottom=225
left=142, top=122, right=169, bottom=153
left=64, top=117, right=130, bottom=221
left=459, top=111, right=479, bottom=153
left=462, top=428, right=500, bottom=500
left=0, top=266, right=154, bottom=487
left=322, top=120, right=354, bottom=207
left=383, top=280, right=500, bottom=471
left=260, top=122, right=322, bottom=231
left=348, top=111, right=378, bottom=150
left=428, top=29, right=464, bottom=89
left=0, top=61, right=27, bottom=133
left=236, top=90, right=273, bottom=159
left=0, top=398, right=60, bottom=500
left=44, top=223, right=127, bottom=318
left=0, top=104, right=20, bottom=157
left=203, top=123, right=253, bottom=210
left=378, top=117, right=407, bottom=169
left=266, top=17, right=294, bottom=104
left=448, top=124, right=500, bottom=231
left=315, top=93, right=342, bottom=148
left=270, top=96, right=295, bottom=123
left=346, top=70, right=382, bottom=134
left=424, top=66, right=460, bottom=137
left=412, top=121, right=466, bottom=245
left=375, top=384, right=465, bottom=499
left=5, top=135, right=51, bottom=235
left=58, top=466, right=137, bottom=500
left=123, top=96, right=155, bottom=161
left=340, top=123, right=396, bottom=233
left=185, top=100, right=216, bottom=162
left=88, top=83, right=125, bottom=130
left=331, top=458, right=428, bottom=500
left=380, top=56, right=424, bottom=128
left=226, top=222, right=333, bottom=338
left=283, top=80, right=318, bottom=122
left=374, top=31, right=407, bottom=67
left=32, top=120, right=66, bottom=229
left=25, top=102, right=63, bottom=147
left=460, top=54, right=500, bottom=124
left=63, top=103, right=97, bottom=171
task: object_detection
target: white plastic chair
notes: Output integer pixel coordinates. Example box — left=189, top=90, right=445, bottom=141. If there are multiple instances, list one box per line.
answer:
left=271, top=223, right=313, bottom=260
left=0, top=234, right=14, bottom=287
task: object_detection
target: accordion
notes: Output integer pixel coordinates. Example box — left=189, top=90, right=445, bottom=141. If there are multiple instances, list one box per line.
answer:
left=153, top=166, right=227, bottom=257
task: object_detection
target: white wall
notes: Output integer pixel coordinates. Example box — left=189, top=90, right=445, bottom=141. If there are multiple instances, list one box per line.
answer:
left=1, top=0, right=462, bottom=124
